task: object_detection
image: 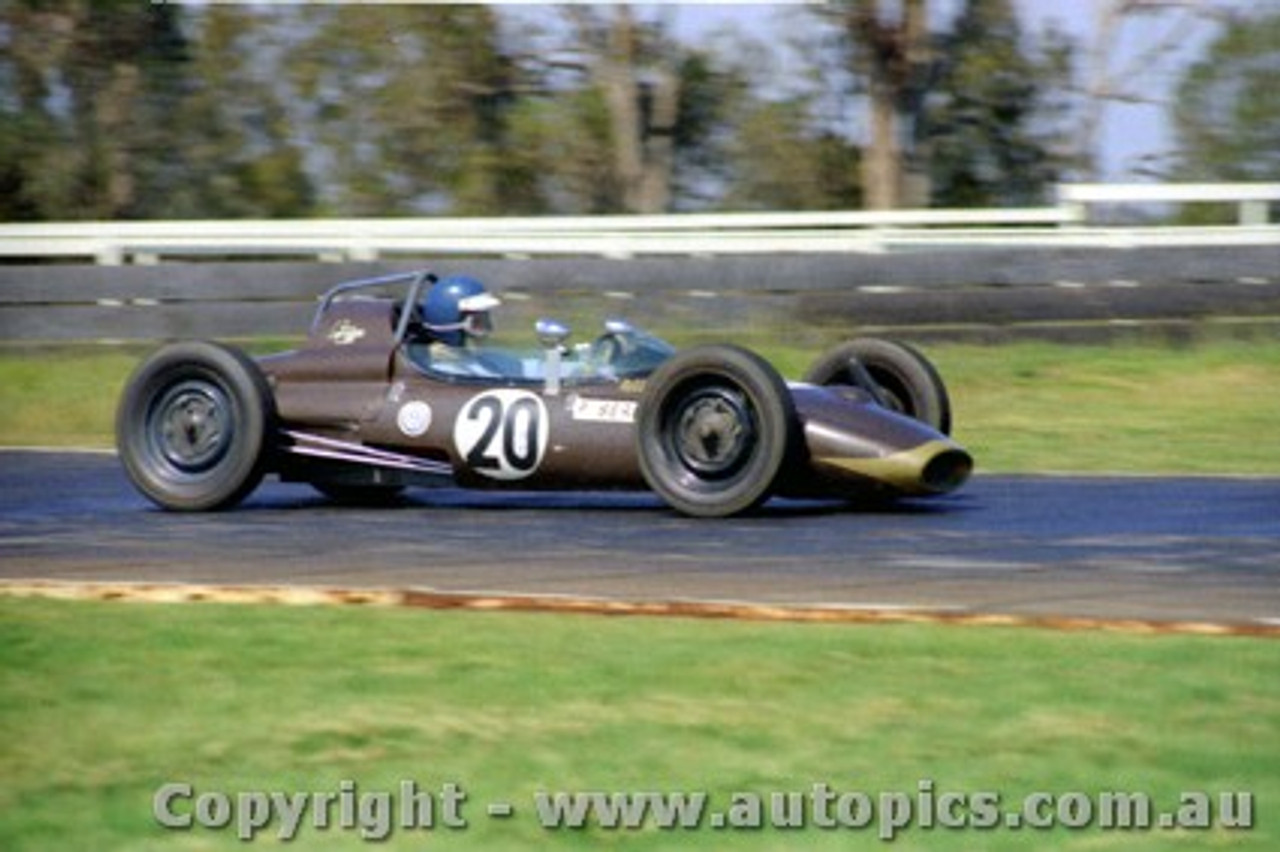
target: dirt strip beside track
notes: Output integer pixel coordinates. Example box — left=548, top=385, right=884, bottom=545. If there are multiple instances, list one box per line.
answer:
left=4, top=580, right=1277, bottom=638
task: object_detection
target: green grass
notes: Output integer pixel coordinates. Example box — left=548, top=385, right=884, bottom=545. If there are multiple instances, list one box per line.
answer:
left=1, top=597, right=1276, bottom=850
left=2, top=340, right=1279, bottom=473
left=0, top=341, right=296, bottom=449
left=0, top=346, right=142, bottom=449
left=923, top=341, right=1280, bottom=474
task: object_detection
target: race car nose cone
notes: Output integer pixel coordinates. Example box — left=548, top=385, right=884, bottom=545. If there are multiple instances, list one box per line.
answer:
left=921, top=444, right=974, bottom=494
left=790, top=384, right=974, bottom=498
left=818, top=439, right=972, bottom=495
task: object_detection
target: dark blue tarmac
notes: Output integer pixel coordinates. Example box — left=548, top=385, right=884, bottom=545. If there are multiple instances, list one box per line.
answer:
left=2, top=451, right=1277, bottom=624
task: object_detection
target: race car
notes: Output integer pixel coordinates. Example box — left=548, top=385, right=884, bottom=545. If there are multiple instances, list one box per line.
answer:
left=116, top=270, right=972, bottom=518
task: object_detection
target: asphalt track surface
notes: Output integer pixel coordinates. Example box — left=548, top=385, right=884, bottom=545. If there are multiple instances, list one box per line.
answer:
left=3, top=450, right=1278, bottom=626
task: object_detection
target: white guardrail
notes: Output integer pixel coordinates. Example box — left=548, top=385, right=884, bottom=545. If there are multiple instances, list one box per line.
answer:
left=0, top=183, right=1275, bottom=265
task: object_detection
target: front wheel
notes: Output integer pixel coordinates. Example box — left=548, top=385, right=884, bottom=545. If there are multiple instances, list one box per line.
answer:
left=637, top=345, right=797, bottom=518
left=116, top=341, right=274, bottom=511
left=804, top=338, right=952, bottom=435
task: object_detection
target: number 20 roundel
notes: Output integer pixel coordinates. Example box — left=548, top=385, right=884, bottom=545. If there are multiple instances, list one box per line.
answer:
left=453, top=390, right=550, bottom=481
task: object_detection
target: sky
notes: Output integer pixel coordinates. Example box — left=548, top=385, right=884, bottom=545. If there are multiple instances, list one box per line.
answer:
left=659, top=0, right=1237, bottom=181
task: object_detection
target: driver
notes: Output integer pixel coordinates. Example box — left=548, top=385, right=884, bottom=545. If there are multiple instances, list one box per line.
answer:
left=416, top=275, right=504, bottom=376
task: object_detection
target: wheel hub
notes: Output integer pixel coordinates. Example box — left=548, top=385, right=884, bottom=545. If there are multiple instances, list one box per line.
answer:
left=151, top=381, right=231, bottom=473
left=672, top=388, right=753, bottom=478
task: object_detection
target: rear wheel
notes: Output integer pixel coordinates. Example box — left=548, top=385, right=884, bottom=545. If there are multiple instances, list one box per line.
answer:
left=637, top=345, right=797, bottom=517
left=804, top=338, right=951, bottom=435
left=116, top=341, right=274, bottom=511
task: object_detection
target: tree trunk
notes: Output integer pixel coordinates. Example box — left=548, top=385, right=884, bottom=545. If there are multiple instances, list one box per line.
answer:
left=852, top=0, right=929, bottom=210
left=600, top=7, right=677, bottom=213
left=863, top=79, right=901, bottom=210
left=637, top=66, right=678, bottom=213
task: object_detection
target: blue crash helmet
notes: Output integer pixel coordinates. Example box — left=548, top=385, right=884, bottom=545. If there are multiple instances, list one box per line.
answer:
left=421, top=276, right=501, bottom=346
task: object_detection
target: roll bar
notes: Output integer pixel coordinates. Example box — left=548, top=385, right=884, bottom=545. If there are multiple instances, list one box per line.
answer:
left=310, top=270, right=438, bottom=344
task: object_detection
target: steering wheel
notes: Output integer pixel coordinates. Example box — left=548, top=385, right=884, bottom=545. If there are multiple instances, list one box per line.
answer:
left=589, top=331, right=634, bottom=367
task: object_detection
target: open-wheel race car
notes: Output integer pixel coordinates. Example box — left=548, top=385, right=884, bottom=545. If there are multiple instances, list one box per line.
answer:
left=117, top=270, right=972, bottom=518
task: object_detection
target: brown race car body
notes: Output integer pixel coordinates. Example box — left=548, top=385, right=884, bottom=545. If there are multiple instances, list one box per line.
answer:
left=117, top=271, right=972, bottom=517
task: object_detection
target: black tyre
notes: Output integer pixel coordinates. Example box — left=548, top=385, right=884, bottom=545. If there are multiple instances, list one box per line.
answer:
left=116, top=341, right=274, bottom=511
left=637, top=345, right=797, bottom=518
left=311, top=482, right=406, bottom=506
left=804, top=338, right=952, bottom=435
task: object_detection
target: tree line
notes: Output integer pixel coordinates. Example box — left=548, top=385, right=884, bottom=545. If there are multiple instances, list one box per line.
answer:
left=0, top=1, right=1275, bottom=222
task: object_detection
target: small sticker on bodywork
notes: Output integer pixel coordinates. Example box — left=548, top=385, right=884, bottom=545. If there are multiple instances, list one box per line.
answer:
left=571, top=396, right=637, bottom=424
left=327, top=319, right=366, bottom=346
left=396, top=401, right=433, bottom=437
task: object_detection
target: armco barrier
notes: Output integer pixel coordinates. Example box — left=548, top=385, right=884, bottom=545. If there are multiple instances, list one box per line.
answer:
left=1, top=183, right=1277, bottom=266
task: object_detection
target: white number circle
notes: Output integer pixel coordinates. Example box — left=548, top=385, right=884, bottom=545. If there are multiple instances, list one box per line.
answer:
left=454, top=390, right=549, bottom=480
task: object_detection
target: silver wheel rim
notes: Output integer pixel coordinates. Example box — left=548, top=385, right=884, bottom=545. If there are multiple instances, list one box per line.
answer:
left=147, top=379, right=233, bottom=475
left=669, top=387, right=754, bottom=480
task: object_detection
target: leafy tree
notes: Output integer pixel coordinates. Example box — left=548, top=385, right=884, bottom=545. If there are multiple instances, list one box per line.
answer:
left=723, top=100, right=862, bottom=211
left=504, top=88, right=616, bottom=214
left=0, top=1, right=191, bottom=219
left=497, top=7, right=758, bottom=214
left=282, top=6, right=527, bottom=215
left=669, top=50, right=734, bottom=206
left=799, top=0, right=1072, bottom=209
left=521, top=6, right=684, bottom=214
left=920, top=0, right=1070, bottom=207
left=0, top=2, right=1094, bottom=220
left=1172, top=10, right=1280, bottom=182
left=166, top=7, right=313, bottom=218
left=0, top=2, right=316, bottom=220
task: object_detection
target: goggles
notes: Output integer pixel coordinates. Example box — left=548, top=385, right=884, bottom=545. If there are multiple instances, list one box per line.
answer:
left=423, top=293, right=500, bottom=339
